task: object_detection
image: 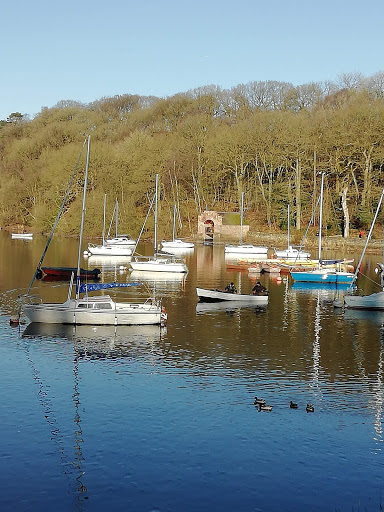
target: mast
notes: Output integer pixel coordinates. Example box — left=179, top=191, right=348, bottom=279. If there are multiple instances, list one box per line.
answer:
left=318, top=173, right=325, bottom=267
left=154, top=174, right=158, bottom=253
left=76, top=136, right=90, bottom=299
left=115, top=199, right=118, bottom=238
left=102, top=194, right=106, bottom=245
left=172, top=204, right=176, bottom=242
left=287, top=204, right=290, bottom=250
left=240, top=192, right=244, bottom=245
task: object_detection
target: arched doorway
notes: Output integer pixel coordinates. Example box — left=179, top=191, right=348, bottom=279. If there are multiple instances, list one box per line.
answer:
left=204, top=219, right=214, bottom=244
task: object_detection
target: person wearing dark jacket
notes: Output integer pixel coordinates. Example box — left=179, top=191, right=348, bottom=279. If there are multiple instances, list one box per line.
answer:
left=252, top=281, right=268, bottom=295
left=224, top=282, right=237, bottom=293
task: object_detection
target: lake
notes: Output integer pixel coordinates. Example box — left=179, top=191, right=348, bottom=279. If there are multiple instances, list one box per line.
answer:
left=0, top=231, right=383, bottom=512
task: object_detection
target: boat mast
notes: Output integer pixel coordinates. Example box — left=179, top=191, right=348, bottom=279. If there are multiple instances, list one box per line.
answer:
left=76, top=136, right=90, bottom=299
left=318, top=173, right=325, bottom=267
left=240, top=192, right=244, bottom=245
left=115, top=199, right=118, bottom=238
left=287, top=204, right=290, bottom=250
left=154, top=174, right=158, bottom=253
left=102, top=194, right=106, bottom=245
left=172, top=204, right=176, bottom=242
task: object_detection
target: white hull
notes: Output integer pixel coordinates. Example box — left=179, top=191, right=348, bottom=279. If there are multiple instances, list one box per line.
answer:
left=130, top=257, right=188, bottom=273
left=23, top=295, right=165, bottom=325
left=87, top=244, right=132, bottom=256
left=224, top=244, right=268, bottom=255
left=344, top=291, right=384, bottom=310
left=274, top=247, right=311, bottom=260
left=105, top=236, right=136, bottom=247
left=161, top=239, right=194, bottom=249
left=12, top=233, right=33, bottom=239
left=196, top=287, right=268, bottom=304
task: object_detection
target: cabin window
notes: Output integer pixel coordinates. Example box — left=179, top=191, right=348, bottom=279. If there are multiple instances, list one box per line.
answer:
left=94, top=303, right=112, bottom=309
left=77, top=303, right=93, bottom=308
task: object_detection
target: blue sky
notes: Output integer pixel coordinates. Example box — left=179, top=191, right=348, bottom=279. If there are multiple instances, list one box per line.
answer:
left=1, top=0, right=383, bottom=120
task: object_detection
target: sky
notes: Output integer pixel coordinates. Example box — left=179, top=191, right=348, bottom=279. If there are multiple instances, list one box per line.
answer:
left=1, top=0, right=383, bottom=120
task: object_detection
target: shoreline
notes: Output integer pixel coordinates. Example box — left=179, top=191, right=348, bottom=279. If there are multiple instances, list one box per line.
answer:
left=3, top=226, right=383, bottom=254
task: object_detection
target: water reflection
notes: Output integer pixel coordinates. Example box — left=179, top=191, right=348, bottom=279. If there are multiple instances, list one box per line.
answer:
left=3, top=232, right=384, bottom=511
left=196, top=301, right=268, bottom=315
left=129, top=270, right=187, bottom=293
left=85, top=255, right=132, bottom=271
left=161, top=247, right=194, bottom=257
left=23, top=322, right=163, bottom=348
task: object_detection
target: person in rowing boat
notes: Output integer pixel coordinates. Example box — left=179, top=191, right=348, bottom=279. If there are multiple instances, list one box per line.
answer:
left=252, top=281, right=268, bottom=295
left=224, top=282, right=237, bottom=293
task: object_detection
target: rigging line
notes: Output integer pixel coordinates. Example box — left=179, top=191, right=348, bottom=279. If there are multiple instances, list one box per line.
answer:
left=106, top=201, right=117, bottom=240
left=350, top=184, right=384, bottom=289
left=132, top=191, right=156, bottom=255
left=21, top=138, right=88, bottom=309
left=289, top=193, right=321, bottom=269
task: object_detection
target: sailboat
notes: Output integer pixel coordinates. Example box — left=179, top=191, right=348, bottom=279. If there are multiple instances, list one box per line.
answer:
left=290, top=173, right=354, bottom=284
left=343, top=184, right=384, bottom=310
left=87, top=197, right=133, bottom=256
left=161, top=205, right=194, bottom=250
left=130, top=175, right=189, bottom=273
left=22, top=137, right=167, bottom=326
left=224, top=193, right=268, bottom=256
left=274, top=205, right=311, bottom=260
left=105, top=199, right=136, bottom=247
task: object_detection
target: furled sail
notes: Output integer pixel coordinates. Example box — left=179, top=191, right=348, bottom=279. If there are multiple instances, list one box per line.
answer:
left=79, top=282, right=141, bottom=293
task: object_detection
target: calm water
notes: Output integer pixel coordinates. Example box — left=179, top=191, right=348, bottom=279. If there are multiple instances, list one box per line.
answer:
left=1, top=231, right=384, bottom=512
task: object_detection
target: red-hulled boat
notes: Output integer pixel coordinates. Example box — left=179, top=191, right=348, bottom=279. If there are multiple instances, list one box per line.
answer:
left=37, top=267, right=101, bottom=281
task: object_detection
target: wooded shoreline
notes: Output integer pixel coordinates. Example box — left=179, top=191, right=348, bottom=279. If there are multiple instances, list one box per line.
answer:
left=2, top=78, right=384, bottom=240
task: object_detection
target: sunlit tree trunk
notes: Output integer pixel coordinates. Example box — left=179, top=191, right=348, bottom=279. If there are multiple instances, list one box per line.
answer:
left=340, top=187, right=350, bottom=238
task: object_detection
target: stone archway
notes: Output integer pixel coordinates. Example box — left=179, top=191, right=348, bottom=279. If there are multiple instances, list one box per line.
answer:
left=204, top=219, right=214, bottom=244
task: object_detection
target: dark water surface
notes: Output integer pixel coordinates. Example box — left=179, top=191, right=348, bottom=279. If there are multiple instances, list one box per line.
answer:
left=1, top=231, right=384, bottom=512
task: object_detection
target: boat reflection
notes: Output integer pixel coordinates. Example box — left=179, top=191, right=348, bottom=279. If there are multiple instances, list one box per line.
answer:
left=160, top=246, right=194, bottom=256
left=196, top=301, right=267, bottom=315
left=343, top=308, right=384, bottom=326
left=130, top=270, right=187, bottom=291
left=290, top=281, right=352, bottom=296
left=23, top=322, right=164, bottom=345
left=86, top=254, right=131, bottom=271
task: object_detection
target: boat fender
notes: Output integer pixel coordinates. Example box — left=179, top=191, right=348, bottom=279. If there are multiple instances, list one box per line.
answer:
left=35, top=269, right=43, bottom=280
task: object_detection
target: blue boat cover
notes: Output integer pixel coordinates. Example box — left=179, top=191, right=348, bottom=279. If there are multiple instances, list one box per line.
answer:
left=79, top=282, right=141, bottom=293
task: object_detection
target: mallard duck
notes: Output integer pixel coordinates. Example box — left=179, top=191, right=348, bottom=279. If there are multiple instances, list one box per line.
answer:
left=306, top=404, right=314, bottom=413
left=254, top=397, right=266, bottom=405
left=259, top=404, right=272, bottom=412
left=290, top=401, right=298, bottom=409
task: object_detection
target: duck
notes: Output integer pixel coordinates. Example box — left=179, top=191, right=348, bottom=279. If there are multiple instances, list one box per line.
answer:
left=290, top=401, right=298, bottom=409
left=258, top=404, right=272, bottom=412
left=254, top=397, right=266, bottom=406
left=306, top=404, right=314, bottom=413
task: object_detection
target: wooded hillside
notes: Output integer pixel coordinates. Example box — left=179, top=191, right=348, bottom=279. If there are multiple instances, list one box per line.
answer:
left=1, top=72, right=384, bottom=239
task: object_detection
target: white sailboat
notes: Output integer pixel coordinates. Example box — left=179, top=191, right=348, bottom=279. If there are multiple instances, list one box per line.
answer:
left=22, top=137, right=167, bottom=326
left=161, top=205, right=194, bottom=250
left=224, top=192, right=268, bottom=256
left=105, top=199, right=136, bottom=247
left=290, top=173, right=354, bottom=285
left=130, top=175, right=189, bottom=273
left=87, top=197, right=133, bottom=256
left=274, top=205, right=311, bottom=260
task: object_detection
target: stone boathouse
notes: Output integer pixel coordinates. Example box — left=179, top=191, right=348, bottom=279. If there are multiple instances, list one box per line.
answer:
left=197, top=211, right=249, bottom=243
